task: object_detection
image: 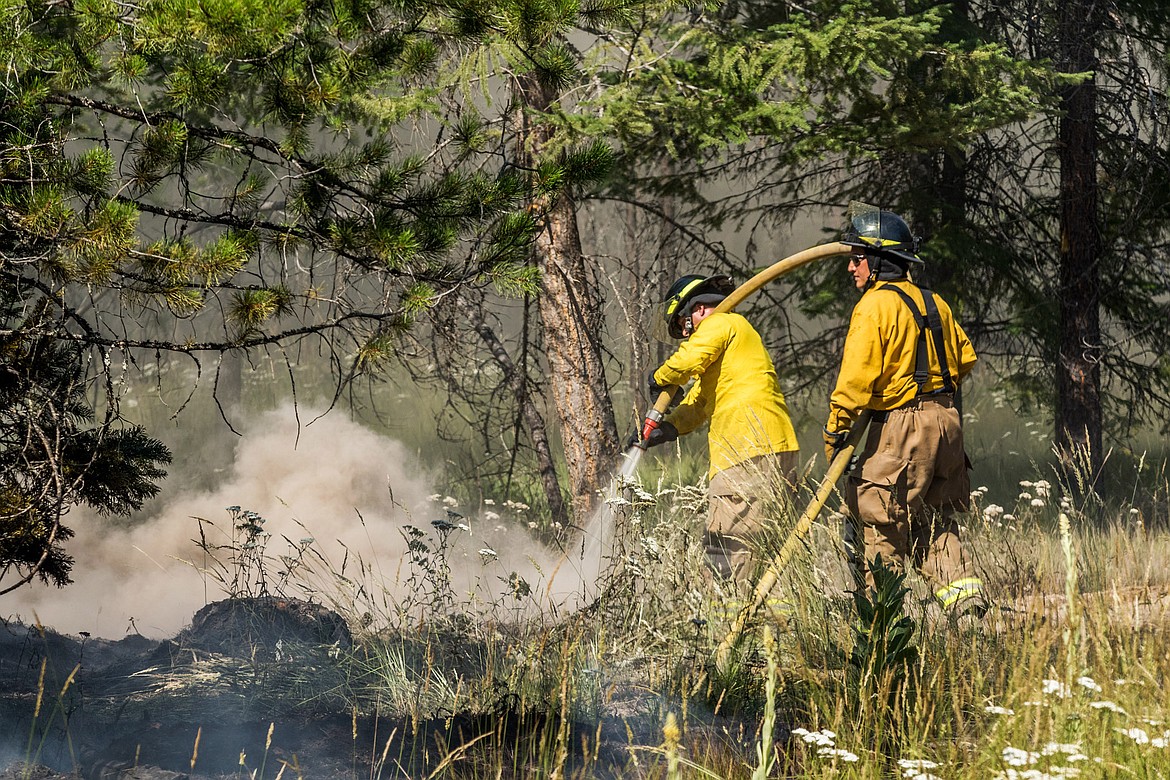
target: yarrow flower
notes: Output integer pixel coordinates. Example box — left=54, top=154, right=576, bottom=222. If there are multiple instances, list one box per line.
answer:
left=791, top=728, right=836, bottom=747
left=816, top=747, right=859, bottom=762
left=899, top=758, right=940, bottom=778
left=985, top=704, right=1016, bottom=716
left=1076, top=676, right=1102, bottom=692
left=1089, top=700, right=1127, bottom=715
left=1042, top=679, right=1072, bottom=698
left=1118, top=727, right=1150, bottom=744
left=1041, top=743, right=1082, bottom=756
left=1002, top=746, right=1038, bottom=766
left=478, top=547, right=497, bottom=562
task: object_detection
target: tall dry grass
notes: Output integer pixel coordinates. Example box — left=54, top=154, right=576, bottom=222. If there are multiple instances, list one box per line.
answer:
left=225, top=433, right=1170, bottom=779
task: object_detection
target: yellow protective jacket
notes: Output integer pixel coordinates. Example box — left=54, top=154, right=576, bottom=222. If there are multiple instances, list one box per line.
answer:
left=827, top=280, right=977, bottom=434
left=653, top=312, right=799, bottom=477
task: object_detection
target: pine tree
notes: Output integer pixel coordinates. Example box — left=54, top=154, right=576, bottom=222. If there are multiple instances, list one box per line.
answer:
left=0, top=284, right=171, bottom=592
left=0, top=0, right=546, bottom=582
left=802, top=0, right=1170, bottom=491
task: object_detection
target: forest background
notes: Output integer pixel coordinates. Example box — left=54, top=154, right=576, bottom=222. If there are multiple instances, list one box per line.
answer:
left=3, top=0, right=1170, bottom=610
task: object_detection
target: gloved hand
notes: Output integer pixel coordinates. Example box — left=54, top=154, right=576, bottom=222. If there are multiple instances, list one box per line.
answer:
left=627, top=421, right=678, bottom=450
left=644, top=420, right=679, bottom=448
left=823, top=426, right=848, bottom=464
left=647, top=369, right=669, bottom=399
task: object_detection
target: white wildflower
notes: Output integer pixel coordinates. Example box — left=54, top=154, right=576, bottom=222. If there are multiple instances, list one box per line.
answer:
left=1019, top=491, right=1033, bottom=501
left=442, top=496, right=459, bottom=507
left=1089, top=700, right=1126, bottom=714
left=1020, top=480, right=1034, bottom=488
left=1076, top=676, right=1101, bottom=692
left=985, top=704, right=1016, bottom=716
left=898, top=758, right=939, bottom=770
left=428, top=494, right=442, bottom=502
left=632, top=486, right=656, bottom=502
left=1129, top=507, right=1140, bottom=515
left=793, top=728, right=836, bottom=747
left=1118, top=727, right=1150, bottom=744
left=1030, top=498, right=1046, bottom=507
left=1002, top=746, right=1038, bottom=766
left=1034, top=480, right=1051, bottom=497
left=816, top=748, right=858, bottom=762
left=484, top=511, right=500, bottom=522
left=1042, top=742, right=1082, bottom=755
left=898, top=758, right=940, bottom=777
left=478, top=548, right=497, bottom=562
left=1004, top=514, right=1016, bottom=522
left=483, top=498, right=495, bottom=505
left=1042, top=679, right=1071, bottom=698
left=527, top=521, right=538, bottom=529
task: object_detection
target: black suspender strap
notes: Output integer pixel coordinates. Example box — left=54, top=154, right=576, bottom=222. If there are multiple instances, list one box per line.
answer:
left=881, top=284, right=955, bottom=396
left=920, top=288, right=955, bottom=394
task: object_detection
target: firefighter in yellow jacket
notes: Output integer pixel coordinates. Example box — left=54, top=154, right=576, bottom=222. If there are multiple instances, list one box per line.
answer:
left=637, top=274, right=800, bottom=588
left=823, top=207, right=985, bottom=612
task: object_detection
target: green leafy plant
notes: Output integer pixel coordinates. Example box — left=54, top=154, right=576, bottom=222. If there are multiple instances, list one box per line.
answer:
left=847, top=554, right=920, bottom=744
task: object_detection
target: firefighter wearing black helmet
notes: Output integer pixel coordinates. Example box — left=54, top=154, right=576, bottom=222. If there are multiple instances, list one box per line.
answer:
left=824, top=205, right=985, bottom=614
left=640, top=273, right=800, bottom=591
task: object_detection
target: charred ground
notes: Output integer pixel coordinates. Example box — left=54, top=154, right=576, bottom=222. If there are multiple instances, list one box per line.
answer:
left=0, top=597, right=758, bottom=780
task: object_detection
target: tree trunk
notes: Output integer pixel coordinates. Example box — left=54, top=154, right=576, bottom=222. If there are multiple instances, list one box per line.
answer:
left=517, top=73, right=620, bottom=518
left=1055, top=0, right=1104, bottom=489
left=457, top=297, right=570, bottom=529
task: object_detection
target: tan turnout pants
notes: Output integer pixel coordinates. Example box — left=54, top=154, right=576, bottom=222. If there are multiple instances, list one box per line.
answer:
left=705, top=450, right=800, bottom=588
left=844, top=396, right=975, bottom=593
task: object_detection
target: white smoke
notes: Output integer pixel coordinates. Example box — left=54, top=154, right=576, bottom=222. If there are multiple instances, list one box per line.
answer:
left=2, top=405, right=618, bottom=638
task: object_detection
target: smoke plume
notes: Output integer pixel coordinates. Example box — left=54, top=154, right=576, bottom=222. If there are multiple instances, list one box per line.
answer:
left=3, top=405, right=615, bottom=638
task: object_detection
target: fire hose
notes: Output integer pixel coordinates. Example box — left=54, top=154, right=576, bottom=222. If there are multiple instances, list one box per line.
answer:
left=636, top=242, right=849, bottom=442
left=712, top=412, right=870, bottom=672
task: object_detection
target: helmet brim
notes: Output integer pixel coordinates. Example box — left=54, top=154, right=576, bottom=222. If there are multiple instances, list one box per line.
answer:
left=843, top=240, right=924, bottom=267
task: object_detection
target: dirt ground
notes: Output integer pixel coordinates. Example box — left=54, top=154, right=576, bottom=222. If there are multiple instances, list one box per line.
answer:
left=0, top=598, right=741, bottom=780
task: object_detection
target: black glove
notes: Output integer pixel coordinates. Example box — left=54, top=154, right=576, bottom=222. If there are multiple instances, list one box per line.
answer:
left=823, top=426, right=848, bottom=463
left=647, top=369, right=668, bottom=399
left=642, top=421, right=678, bottom=449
